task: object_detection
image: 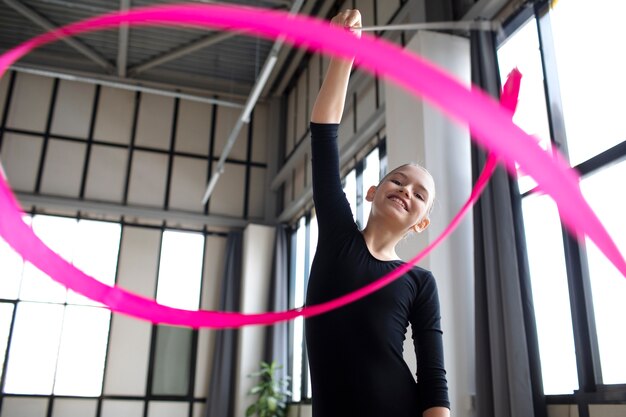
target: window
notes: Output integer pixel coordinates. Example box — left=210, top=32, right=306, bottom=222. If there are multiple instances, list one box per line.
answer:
left=1, top=215, right=121, bottom=396
left=497, top=0, right=626, bottom=401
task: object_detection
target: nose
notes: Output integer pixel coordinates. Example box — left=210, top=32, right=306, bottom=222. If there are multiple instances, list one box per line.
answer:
left=398, top=185, right=410, bottom=198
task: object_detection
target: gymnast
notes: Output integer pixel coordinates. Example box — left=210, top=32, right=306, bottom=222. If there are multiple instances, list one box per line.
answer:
left=304, top=8, right=451, bottom=417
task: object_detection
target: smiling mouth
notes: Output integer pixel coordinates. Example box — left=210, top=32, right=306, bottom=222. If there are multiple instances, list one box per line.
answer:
left=388, top=196, right=408, bottom=211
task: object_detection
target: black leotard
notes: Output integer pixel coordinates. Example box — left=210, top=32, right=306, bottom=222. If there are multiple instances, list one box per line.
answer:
left=305, top=122, right=450, bottom=417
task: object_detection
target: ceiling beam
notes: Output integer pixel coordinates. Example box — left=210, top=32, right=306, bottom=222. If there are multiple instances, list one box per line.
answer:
left=462, top=0, right=511, bottom=20
left=116, top=0, right=130, bottom=77
left=127, top=31, right=239, bottom=77
left=3, top=0, right=116, bottom=74
left=11, top=65, right=245, bottom=108
left=16, top=192, right=253, bottom=229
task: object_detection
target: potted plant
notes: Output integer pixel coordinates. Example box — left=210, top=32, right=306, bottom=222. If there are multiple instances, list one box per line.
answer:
left=246, top=361, right=291, bottom=417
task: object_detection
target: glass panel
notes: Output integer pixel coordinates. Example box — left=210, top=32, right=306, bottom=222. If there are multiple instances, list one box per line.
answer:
left=52, top=398, right=98, bottom=417
left=19, top=215, right=78, bottom=303
left=291, top=217, right=306, bottom=402
left=156, top=230, right=204, bottom=310
left=1, top=397, right=48, bottom=417
left=305, top=214, right=318, bottom=400
left=342, top=169, right=357, bottom=222
left=362, top=148, right=380, bottom=227
left=581, top=160, right=626, bottom=384
left=4, top=302, right=64, bottom=394
left=101, top=400, right=144, bottom=417
left=0, top=303, right=14, bottom=381
left=550, top=0, right=626, bottom=166
left=497, top=17, right=552, bottom=194
left=148, top=401, right=189, bottom=417
left=151, top=325, right=192, bottom=396
left=0, top=236, right=23, bottom=299
left=522, top=193, right=578, bottom=394
left=54, top=306, right=111, bottom=396
left=68, top=220, right=121, bottom=306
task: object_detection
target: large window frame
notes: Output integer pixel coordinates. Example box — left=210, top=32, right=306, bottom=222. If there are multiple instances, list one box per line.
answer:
left=0, top=212, right=221, bottom=417
left=497, top=0, right=626, bottom=414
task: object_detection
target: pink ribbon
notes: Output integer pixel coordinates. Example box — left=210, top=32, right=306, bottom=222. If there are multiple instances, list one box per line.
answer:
left=0, top=4, right=624, bottom=328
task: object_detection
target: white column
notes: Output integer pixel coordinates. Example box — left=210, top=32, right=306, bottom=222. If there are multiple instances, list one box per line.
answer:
left=385, top=30, right=475, bottom=417
left=234, top=224, right=277, bottom=417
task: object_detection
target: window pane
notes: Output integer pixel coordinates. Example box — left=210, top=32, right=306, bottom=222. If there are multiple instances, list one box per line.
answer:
left=550, top=0, right=626, bottom=165
left=0, top=237, right=23, bottom=299
left=522, top=193, right=578, bottom=394
left=54, top=306, right=111, bottom=396
left=0, top=303, right=14, bottom=381
left=497, top=18, right=552, bottom=194
left=156, top=230, right=204, bottom=310
left=4, top=302, right=64, bottom=394
left=305, top=214, right=318, bottom=400
left=19, top=215, right=77, bottom=303
left=151, top=325, right=192, bottom=396
left=68, top=220, right=121, bottom=306
left=291, top=217, right=306, bottom=402
left=342, top=169, right=357, bottom=223
left=362, top=148, right=380, bottom=227
left=581, top=160, right=626, bottom=384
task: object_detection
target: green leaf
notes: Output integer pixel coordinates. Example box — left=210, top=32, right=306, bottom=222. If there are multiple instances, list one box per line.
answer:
left=246, top=404, right=257, bottom=417
left=267, top=397, right=277, bottom=411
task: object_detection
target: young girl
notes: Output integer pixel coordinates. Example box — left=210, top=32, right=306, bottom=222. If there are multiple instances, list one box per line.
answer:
left=304, top=9, right=451, bottom=417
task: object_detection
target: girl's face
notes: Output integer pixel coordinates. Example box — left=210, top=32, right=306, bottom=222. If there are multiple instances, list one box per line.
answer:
left=365, top=165, right=435, bottom=234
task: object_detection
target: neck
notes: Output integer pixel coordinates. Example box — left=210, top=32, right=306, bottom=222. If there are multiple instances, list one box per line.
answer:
left=361, top=221, right=403, bottom=261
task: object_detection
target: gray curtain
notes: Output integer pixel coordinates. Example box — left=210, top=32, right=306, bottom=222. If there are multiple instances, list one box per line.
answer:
left=263, top=225, right=289, bottom=382
left=470, top=30, right=546, bottom=417
left=205, top=231, right=243, bottom=417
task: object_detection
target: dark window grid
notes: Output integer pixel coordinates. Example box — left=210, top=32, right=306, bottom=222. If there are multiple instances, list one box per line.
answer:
left=2, top=127, right=267, bottom=167
left=144, top=224, right=165, bottom=417
left=498, top=0, right=626, bottom=413
left=163, top=98, right=180, bottom=210
left=95, top=214, right=125, bottom=417
left=205, top=101, right=219, bottom=215
left=534, top=0, right=603, bottom=400
left=79, top=85, right=102, bottom=199
left=300, top=214, right=312, bottom=400
left=0, top=299, right=18, bottom=413
left=0, top=221, right=225, bottom=417
left=123, top=91, right=142, bottom=205
left=520, top=140, right=626, bottom=200
left=287, top=226, right=298, bottom=401
left=243, top=110, right=254, bottom=220
left=0, top=392, right=208, bottom=403
left=34, top=78, right=60, bottom=194
left=0, top=71, right=17, bottom=153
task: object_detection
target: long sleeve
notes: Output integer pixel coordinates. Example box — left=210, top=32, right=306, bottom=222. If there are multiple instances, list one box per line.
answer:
left=409, top=272, right=450, bottom=414
left=310, top=122, right=358, bottom=241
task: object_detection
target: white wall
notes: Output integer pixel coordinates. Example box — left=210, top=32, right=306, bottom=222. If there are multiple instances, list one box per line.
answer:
left=385, top=30, right=475, bottom=417
left=234, top=224, right=277, bottom=417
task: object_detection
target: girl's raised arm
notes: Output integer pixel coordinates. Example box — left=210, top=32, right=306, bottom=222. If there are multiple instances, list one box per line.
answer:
left=310, top=9, right=361, bottom=124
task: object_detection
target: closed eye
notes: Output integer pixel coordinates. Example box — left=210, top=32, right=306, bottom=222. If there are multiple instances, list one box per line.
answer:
left=390, top=179, right=401, bottom=185
left=414, top=193, right=425, bottom=201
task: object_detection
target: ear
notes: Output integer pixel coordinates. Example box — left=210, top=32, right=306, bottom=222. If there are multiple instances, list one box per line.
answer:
left=365, top=185, right=377, bottom=202
left=412, top=217, right=430, bottom=233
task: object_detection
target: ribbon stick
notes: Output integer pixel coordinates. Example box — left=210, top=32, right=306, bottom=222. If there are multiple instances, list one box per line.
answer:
left=0, top=4, right=624, bottom=328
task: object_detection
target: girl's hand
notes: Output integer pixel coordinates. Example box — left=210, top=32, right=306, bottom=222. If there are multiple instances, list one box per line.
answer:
left=330, top=9, right=362, bottom=38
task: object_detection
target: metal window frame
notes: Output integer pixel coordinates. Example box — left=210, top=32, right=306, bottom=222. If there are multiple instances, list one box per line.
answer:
left=499, top=1, right=626, bottom=415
